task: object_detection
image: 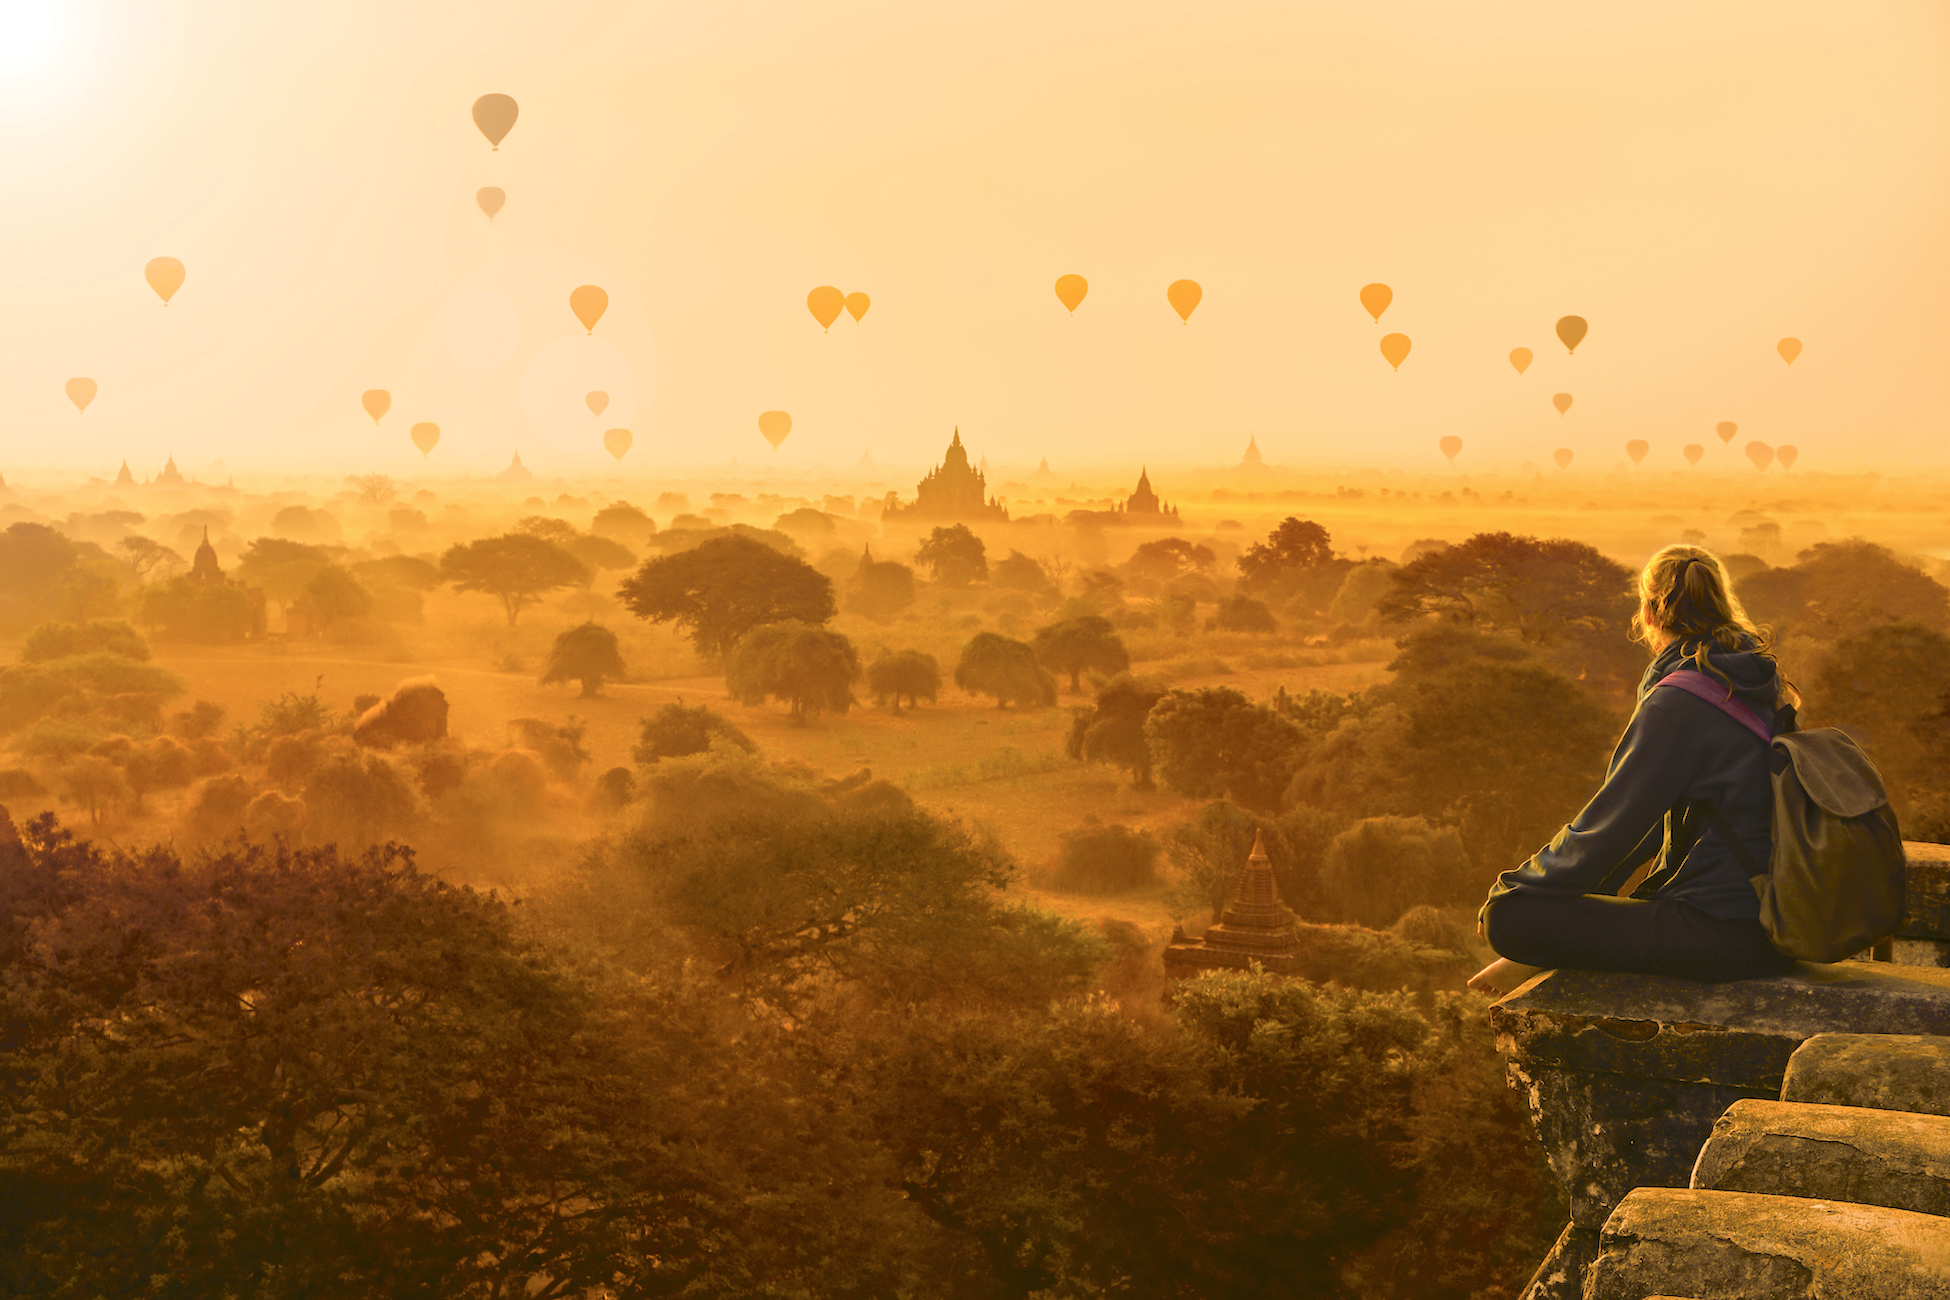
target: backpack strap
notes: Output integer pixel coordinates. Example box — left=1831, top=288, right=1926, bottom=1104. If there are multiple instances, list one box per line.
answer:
left=1654, top=670, right=1774, bottom=744
left=1693, top=798, right=1768, bottom=880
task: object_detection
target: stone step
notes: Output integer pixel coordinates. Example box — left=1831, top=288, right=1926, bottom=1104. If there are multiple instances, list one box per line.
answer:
left=1783, top=1032, right=1950, bottom=1116
left=1692, top=1098, right=1950, bottom=1217
left=1587, top=1187, right=1950, bottom=1300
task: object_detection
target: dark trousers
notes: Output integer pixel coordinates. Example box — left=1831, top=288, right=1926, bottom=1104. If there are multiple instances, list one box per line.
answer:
left=1483, top=890, right=1798, bottom=983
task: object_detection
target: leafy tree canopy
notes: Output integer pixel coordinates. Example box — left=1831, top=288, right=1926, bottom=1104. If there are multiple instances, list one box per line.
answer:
left=1124, top=536, right=1217, bottom=585
left=991, top=548, right=1055, bottom=593
left=1237, top=516, right=1334, bottom=591
left=619, top=535, right=835, bottom=663
left=1033, top=614, right=1130, bottom=692
left=725, top=620, right=859, bottom=721
left=1145, top=686, right=1306, bottom=812
left=21, top=619, right=151, bottom=663
left=1376, top=530, right=1634, bottom=650
left=845, top=557, right=917, bottom=623
left=540, top=621, right=628, bottom=697
left=867, top=648, right=940, bottom=714
left=1740, top=539, right=1950, bottom=641
left=1065, top=672, right=1166, bottom=786
left=955, top=631, right=1057, bottom=709
left=632, top=701, right=757, bottom=765
left=439, top=533, right=588, bottom=626
left=916, top=524, right=989, bottom=584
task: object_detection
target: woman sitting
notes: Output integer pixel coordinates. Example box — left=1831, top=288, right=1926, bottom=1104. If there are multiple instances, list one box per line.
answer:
left=1468, top=545, right=1799, bottom=997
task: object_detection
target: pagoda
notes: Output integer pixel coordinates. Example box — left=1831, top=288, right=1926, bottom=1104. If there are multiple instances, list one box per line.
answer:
left=1163, top=831, right=1300, bottom=980
left=114, top=460, right=137, bottom=487
left=883, top=428, right=1007, bottom=522
left=155, top=455, right=186, bottom=486
left=498, top=451, right=535, bottom=484
left=1242, top=436, right=1264, bottom=467
left=1124, top=467, right=1179, bottom=520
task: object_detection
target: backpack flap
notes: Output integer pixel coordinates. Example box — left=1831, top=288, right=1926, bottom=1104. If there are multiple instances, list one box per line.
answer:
left=1775, top=728, right=1889, bottom=818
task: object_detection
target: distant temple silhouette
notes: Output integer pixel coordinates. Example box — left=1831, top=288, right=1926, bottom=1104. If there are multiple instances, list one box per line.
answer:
left=498, top=451, right=535, bottom=484
left=114, top=460, right=137, bottom=487
left=883, top=428, right=1007, bottom=522
left=1163, top=830, right=1299, bottom=980
left=1124, top=467, right=1178, bottom=519
left=1242, top=436, right=1264, bottom=467
left=156, top=455, right=185, bottom=486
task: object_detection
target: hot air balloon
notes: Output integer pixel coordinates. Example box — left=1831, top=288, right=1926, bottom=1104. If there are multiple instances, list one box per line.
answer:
left=1553, top=393, right=1573, bottom=415
left=1438, top=435, right=1463, bottom=462
left=586, top=391, right=608, bottom=416
left=604, top=428, right=632, bottom=462
left=361, top=389, right=390, bottom=424
left=1167, top=279, right=1202, bottom=322
left=1626, top=439, right=1649, bottom=465
left=1556, top=315, right=1588, bottom=354
left=1379, top=333, right=1412, bottom=370
left=844, top=292, right=870, bottom=322
left=1553, top=448, right=1574, bottom=469
left=1683, top=444, right=1705, bottom=466
left=806, top=286, right=844, bottom=331
left=758, top=410, right=792, bottom=449
left=1778, top=337, right=1802, bottom=365
left=1715, top=421, right=1737, bottom=444
left=1509, top=347, right=1533, bottom=376
left=66, top=378, right=96, bottom=413
left=1359, top=283, right=1392, bottom=323
left=1054, top=274, right=1088, bottom=314
left=145, top=257, right=185, bottom=305
left=1746, top=442, right=1775, bottom=471
left=476, top=187, right=505, bottom=220
left=569, top=285, right=608, bottom=334
left=410, top=423, right=440, bottom=457
left=1777, top=445, right=1799, bottom=470
left=472, top=94, right=518, bottom=150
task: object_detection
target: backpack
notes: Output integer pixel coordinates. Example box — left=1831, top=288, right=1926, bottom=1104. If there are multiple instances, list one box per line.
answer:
left=1657, top=669, right=1906, bottom=963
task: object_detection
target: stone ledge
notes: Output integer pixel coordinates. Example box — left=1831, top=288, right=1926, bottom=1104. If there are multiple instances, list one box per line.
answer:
left=1782, top=1032, right=1950, bottom=1116
left=1903, top=840, right=1950, bottom=938
left=1692, top=1098, right=1950, bottom=1217
left=1490, top=963, right=1950, bottom=1092
left=1587, top=1187, right=1950, bottom=1300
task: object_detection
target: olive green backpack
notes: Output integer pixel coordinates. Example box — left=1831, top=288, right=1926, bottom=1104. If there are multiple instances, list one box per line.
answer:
left=1658, top=670, right=1906, bottom=963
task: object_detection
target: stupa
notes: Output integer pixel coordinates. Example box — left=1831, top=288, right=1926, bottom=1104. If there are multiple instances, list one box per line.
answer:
left=1163, top=830, right=1300, bottom=980
left=882, top=428, right=1007, bottom=522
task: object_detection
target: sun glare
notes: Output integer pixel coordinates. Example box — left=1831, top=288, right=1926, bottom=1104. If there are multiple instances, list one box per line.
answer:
left=0, top=0, right=70, bottom=85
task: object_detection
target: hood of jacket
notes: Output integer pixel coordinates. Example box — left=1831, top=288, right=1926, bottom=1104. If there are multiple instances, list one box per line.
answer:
left=1638, top=635, right=1781, bottom=720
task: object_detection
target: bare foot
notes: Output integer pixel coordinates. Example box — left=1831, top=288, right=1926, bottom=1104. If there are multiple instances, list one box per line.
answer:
left=1468, top=957, right=1547, bottom=998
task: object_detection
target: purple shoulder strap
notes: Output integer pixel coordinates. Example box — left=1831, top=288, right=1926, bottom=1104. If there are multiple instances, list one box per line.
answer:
left=1654, top=669, right=1773, bottom=744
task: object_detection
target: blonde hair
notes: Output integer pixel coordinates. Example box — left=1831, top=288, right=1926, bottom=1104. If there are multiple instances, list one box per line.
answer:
left=1631, top=544, right=1790, bottom=699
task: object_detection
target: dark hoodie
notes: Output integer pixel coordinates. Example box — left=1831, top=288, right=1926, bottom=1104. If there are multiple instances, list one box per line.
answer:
left=1483, top=637, right=1786, bottom=922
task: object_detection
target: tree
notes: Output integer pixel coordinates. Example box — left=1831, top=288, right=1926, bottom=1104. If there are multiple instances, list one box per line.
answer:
left=540, top=621, right=628, bottom=697
left=1050, top=820, right=1160, bottom=893
left=140, top=575, right=259, bottom=642
left=991, top=549, right=1055, bottom=595
left=0, top=522, right=80, bottom=619
left=56, top=754, right=127, bottom=825
left=1809, top=621, right=1950, bottom=820
left=1124, top=537, right=1216, bottom=587
left=439, top=533, right=588, bottom=626
left=591, top=501, right=657, bottom=546
left=955, top=632, right=1057, bottom=709
left=1376, top=530, right=1634, bottom=649
left=1327, top=561, right=1397, bottom=627
left=632, top=702, right=757, bottom=764
left=1319, top=815, right=1474, bottom=928
left=304, top=751, right=420, bottom=848
left=915, top=524, right=988, bottom=585
left=867, top=649, right=940, bottom=714
left=1033, top=614, right=1130, bottom=692
left=347, top=472, right=396, bottom=505
left=1064, top=672, right=1166, bottom=786
left=1215, top=593, right=1277, bottom=632
left=21, top=619, right=150, bottom=663
left=234, top=537, right=335, bottom=604
left=846, top=558, right=917, bottom=622
left=725, top=621, right=859, bottom=721
left=118, top=535, right=183, bottom=581
left=1164, top=799, right=1288, bottom=918
left=516, top=515, right=579, bottom=545
left=1741, top=540, right=1950, bottom=641
left=565, top=532, right=636, bottom=578
left=1144, top=686, right=1306, bottom=812
left=296, top=564, right=373, bottom=629
left=1238, top=517, right=1334, bottom=592
left=617, top=534, right=836, bottom=662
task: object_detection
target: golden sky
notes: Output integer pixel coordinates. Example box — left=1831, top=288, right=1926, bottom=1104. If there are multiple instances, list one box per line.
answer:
left=3, top=0, right=1947, bottom=477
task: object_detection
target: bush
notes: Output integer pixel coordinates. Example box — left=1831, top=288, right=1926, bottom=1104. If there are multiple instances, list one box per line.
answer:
left=867, top=649, right=940, bottom=713
left=1320, top=816, right=1474, bottom=928
left=1214, top=594, right=1277, bottom=633
left=1050, top=821, right=1160, bottom=894
left=1392, top=904, right=1471, bottom=953
left=632, top=703, right=757, bottom=765
left=21, top=619, right=150, bottom=663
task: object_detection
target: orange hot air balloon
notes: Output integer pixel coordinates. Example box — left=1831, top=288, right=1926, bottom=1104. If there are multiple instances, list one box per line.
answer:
left=1379, top=333, right=1412, bottom=370
left=844, top=292, right=870, bottom=322
left=1359, top=283, right=1392, bottom=323
left=1746, top=442, right=1775, bottom=471
left=145, top=256, right=185, bottom=305
left=1509, top=347, right=1533, bottom=376
left=1715, top=421, right=1737, bottom=444
left=361, top=389, right=390, bottom=424
left=604, top=428, right=632, bottom=462
left=472, top=94, right=518, bottom=149
left=476, top=187, right=505, bottom=220
left=758, top=410, right=792, bottom=449
left=1054, top=274, right=1088, bottom=314
left=586, top=391, right=609, bottom=416
left=807, top=286, right=844, bottom=331
left=569, top=285, right=608, bottom=334
left=1552, top=448, right=1574, bottom=470
left=1683, top=444, right=1705, bottom=465
left=1556, top=315, right=1588, bottom=354
left=410, top=423, right=440, bottom=457
left=1777, top=445, right=1799, bottom=470
left=66, top=378, right=96, bottom=413
left=1778, top=337, right=1802, bottom=365
left=1626, top=439, right=1649, bottom=465
left=1438, top=435, right=1463, bottom=462
left=1552, top=392, right=1573, bottom=415
left=1167, top=279, right=1202, bottom=322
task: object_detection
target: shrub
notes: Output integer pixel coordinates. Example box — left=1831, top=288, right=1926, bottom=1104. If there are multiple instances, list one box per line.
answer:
left=867, top=649, right=941, bottom=713
left=21, top=620, right=150, bottom=663
left=1215, top=593, right=1277, bottom=633
left=1050, top=822, right=1160, bottom=894
left=1320, top=816, right=1474, bottom=928
left=633, top=703, right=757, bottom=764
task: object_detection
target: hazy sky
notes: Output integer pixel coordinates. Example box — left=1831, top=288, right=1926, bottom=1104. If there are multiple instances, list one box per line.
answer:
left=3, top=0, right=1948, bottom=477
